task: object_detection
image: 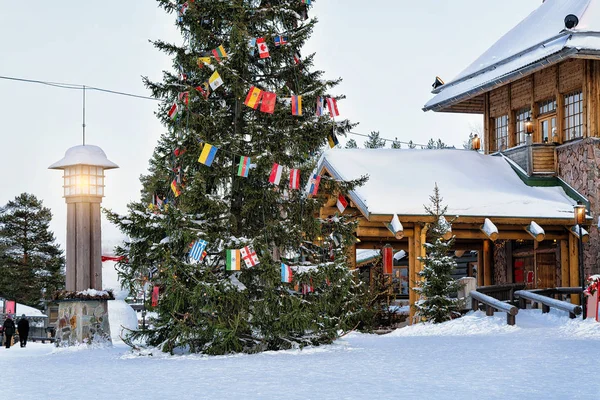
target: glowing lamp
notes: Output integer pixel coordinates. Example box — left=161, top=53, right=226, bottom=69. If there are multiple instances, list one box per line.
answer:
left=472, top=134, right=481, bottom=151
left=574, top=203, right=586, bottom=225
left=525, top=117, right=534, bottom=135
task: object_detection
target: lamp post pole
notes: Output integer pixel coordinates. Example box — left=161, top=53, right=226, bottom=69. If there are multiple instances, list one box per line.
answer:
left=578, top=223, right=586, bottom=320
left=574, top=203, right=587, bottom=320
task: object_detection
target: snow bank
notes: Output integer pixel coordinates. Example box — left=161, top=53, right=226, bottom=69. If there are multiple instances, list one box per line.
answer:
left=102, top=260, right=129, bottom=300
left=108, top=300, right=138, bottom=344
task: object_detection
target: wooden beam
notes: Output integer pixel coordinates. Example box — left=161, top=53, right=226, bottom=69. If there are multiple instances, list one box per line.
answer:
left=568, top=225, right=590, bottom=243
left=367, top=214, right=576, bottom=226
left=524, top=221, right=545, bottom=242
left=569, top=234, right=580, bottom=305
left=452, top=230, right=567, bottom=241
left=483, top=240, right=493, bottom=286
left=560, top=240, right=570, bottom=287
left=480, top=218, right=499, bottom=241
left=346, top=242, right=357, bottom=270
left=356, top=227, right=413, bottom=239
left=356, top=242, right=408, bottom=251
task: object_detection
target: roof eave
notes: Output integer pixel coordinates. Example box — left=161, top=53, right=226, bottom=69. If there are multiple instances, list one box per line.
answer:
left=423, top=47, right=580, bottom=113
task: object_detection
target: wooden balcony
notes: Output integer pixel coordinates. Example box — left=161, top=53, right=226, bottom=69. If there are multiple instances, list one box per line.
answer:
left=501, top=143, right=557, bottom=177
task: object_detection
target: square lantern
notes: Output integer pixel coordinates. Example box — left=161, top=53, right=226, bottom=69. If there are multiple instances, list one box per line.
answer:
left=49, top=145, right=118, bottom=199
left=574, top=203, right=586, bottom=225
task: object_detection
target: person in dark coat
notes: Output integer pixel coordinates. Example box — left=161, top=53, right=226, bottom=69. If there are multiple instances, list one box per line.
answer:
left=17, top=314, right=30, bottom=348
left=3, top=315, right=15, bottom=349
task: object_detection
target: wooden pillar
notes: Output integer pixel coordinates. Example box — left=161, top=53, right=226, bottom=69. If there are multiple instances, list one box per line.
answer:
left=346, top=243, right=357, bottom=270
left=408, top=224, right=425, bottom=325
left=90, top=203, right=103, bottom=290
left=66, top=203, right=77, bottom=292
left=560, top=239, right=570, bottom=287
left=484, top=93, right=490, bottom=155
left=75, top=202, right=91, bottom=291
left=477, top=250, right=484, bottom=287
left=483, top=240, right=493, bottom=286
left=569, top=234, right=580, bottom=304
left=408, top=235, right=416, bottom=324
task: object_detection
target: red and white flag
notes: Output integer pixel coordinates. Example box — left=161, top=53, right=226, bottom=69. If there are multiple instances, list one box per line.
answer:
left=269, top=163, right=283, bottom=185
left=326, top=97, right=339, bottom=118
left=256, top=37, right=270, bottom=59
left=289, top=169, right=300, bottom=190
left=336, top=194, right=348, bottom=213
left=240, top=245, right=260, bottom=267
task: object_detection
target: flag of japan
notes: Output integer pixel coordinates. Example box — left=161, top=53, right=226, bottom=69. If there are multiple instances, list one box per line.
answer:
left=240, top=245, right=260, bottom=267
left=326, top=97, right=340, bottom=118
left=289, top=169, right=300, bottom=190
left=256, top=37, right=270, bottom=59
left=269, top=163, right=283, bottom=185
left=336, top=194, right=348, bottom=213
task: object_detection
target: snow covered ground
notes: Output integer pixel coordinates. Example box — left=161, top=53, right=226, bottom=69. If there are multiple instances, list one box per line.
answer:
left=2, top=309, right=600, bottom=399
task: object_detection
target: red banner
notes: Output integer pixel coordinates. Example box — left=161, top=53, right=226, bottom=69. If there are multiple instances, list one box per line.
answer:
left=101, top=255, right=126, bottom=262
left=5, top=300, right=16, bottom=314
left=382, top=246, right=393, bottom=275
left=151, top=286, right=160, bottom=307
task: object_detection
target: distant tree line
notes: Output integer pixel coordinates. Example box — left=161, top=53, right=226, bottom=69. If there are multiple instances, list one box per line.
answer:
left=345, top=131, right=453, bottom=149
left=0, top=193, right=65, bottom=308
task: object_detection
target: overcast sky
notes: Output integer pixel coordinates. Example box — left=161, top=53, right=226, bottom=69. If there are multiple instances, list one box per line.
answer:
left=0, top=0, right=542, bottom=250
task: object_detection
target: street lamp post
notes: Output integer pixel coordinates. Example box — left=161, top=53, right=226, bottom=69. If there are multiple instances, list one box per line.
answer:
left=574, top=202, right=587, bottom=319
left=49, top=145, right=118, bottom=291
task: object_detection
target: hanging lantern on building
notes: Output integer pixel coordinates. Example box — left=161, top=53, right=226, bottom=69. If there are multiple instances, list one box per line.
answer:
left=525, top=117, right=534, bottom=135
left=382, top=244, right=393, bottom=275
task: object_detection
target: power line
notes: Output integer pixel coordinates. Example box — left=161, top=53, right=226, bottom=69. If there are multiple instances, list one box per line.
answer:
left=0, top=74, right=424, bottom=146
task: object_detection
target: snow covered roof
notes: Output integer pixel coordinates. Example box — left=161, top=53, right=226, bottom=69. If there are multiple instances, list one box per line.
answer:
left=318, top=149, right=577, bottom=220
left=48, top=145, right=119, bottom=170
left=356, top=249, right=380, bottom=264
left=424, top=0, right=600, bottom=112
left=12, top=303, right=46, bottom=318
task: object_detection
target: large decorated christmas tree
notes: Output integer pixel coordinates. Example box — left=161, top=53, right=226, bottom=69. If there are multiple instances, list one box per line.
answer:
left=106, top=0, right=370, bottom=355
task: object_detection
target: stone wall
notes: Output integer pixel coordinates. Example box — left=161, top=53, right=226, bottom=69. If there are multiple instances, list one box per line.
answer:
left=556, top=138, right=600, bottom=276
left=56, top=300, right=111, bottom=346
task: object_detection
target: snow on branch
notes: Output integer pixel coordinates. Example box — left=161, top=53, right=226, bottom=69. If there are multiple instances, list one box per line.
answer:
left=438, top=216, right=452, bottom=240
left=480, top=218, right=498, bottom=241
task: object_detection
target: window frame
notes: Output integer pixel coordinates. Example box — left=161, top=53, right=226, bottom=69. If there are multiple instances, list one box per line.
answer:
left=494, top=115, right=509, bottom=152
left=563, top=90, right=583, bottom=141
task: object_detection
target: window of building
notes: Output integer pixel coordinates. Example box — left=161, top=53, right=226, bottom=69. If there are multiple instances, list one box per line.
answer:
left=515, top=108, right=531, bottom=146
left=494, top=115, right=508, bottom=151
left=563, top=90, right=583, bottom=141
left=538, top=99, right=557, bottom=115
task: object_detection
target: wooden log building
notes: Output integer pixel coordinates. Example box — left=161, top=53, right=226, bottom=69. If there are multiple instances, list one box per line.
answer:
left=320, top=0, right=600, bottom=322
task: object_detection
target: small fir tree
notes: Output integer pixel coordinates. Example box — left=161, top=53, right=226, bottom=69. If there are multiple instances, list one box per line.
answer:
left=364, top=131, right=386, bottom=148
left=0, top=193, right=65, bottom=306
left=413, top=185, right=461, bottom=323
left=391, top=138, right=402, bottom=149
left=106, top=0, right=371, bottom=355
left=345, top=138, right=358, bottom=149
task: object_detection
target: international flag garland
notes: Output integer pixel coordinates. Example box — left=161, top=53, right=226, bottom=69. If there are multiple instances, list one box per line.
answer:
left=189, top=239, right=208, bottom=261
left=293, top=51, right=302, bottom=66
left=289, top=169, right=300, bottom=190
left=291, top=95, right=302, bottom=116
left=316, top=96, right=324, bottom=117
left=326, top=97, right=340, bottom=118
left=240, top=245, right=260, bottom=267
left=195, top=83, right=210, bottom=99
left=212, top=44, right=228, bottom=62
left=226, top=249, right=241, bottom=271
left=256, top=37, right=270, bottom=58
left=198, top=143, right=218, bottom=166
left=301, top=0, right=311, bottom=4
left=238, top=156, right=251, bottom=178
left=274, top=35, right=288, bottom=46
left=171, top=179, right=181, bottom=197
left=281, top=263, right=293, bottom=283
left=336, top=194, right=348, bottom=213
left=197, top=57, right=211, bottom=68
left=328, top=132, right=339, bottom=148
left=308, top=173, right=321, bottom=196
left=208, top=71, right=223, bottom=90
left=269, top=163, right=283, bottom=185
left=260, top=91, right=276, bottom=114
left=168, top=103, right=179, bottom=120
left=178, top=92, right=189, bottom=106
left=244, top=86, right=263, bottom=109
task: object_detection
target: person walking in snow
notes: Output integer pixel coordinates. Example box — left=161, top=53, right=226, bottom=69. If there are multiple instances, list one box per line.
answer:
left=3, top=315, right=15, bottom=348
left=17, top=314, right=30, bottom=348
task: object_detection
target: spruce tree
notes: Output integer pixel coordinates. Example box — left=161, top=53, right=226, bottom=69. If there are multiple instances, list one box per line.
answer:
left=391, top=138, right=402, bottom=149
left=345, top=138, right=358, bottom=149
left=106, top=0, right=369, bottom=355
left=413, top=185, right=461, bottom=323
left=364, top=131, right=385, bottom=148
left=0, top=193, right=65, bottom=307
